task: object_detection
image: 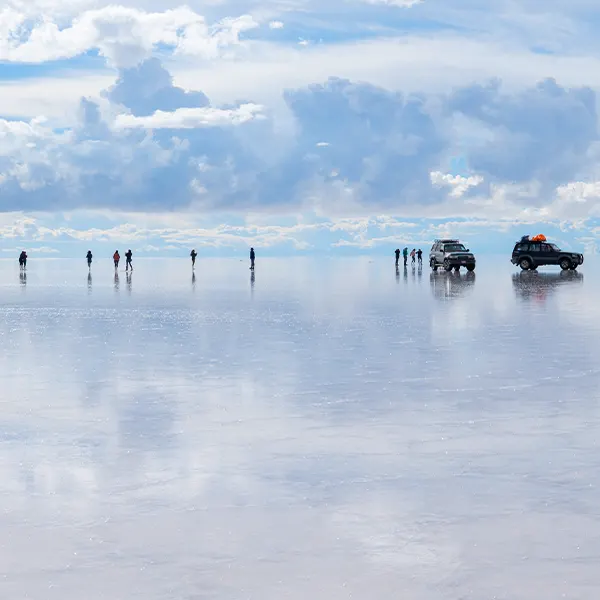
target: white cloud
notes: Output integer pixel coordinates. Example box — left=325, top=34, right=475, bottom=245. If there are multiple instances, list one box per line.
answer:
left=1, top=6, right=257, bottom=67
left=268, top=20, right=284, bottom=29
left=362, top=0, right=422, bottom=5
left=430, top=172, right=484, bottom=198
left=113, top=103, right=264, bottom=129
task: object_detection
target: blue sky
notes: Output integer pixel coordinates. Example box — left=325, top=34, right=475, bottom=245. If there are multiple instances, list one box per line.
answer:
left=1, top=0, right=600, bottom=256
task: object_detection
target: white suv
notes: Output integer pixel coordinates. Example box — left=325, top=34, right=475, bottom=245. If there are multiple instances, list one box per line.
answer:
left=429, top=239, right=476, bottom=272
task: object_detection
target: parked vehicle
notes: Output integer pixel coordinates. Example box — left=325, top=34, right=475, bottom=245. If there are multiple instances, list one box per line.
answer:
left=429, top=239, right=476, bottom=272
left=511, top=236, right=584, bottom=271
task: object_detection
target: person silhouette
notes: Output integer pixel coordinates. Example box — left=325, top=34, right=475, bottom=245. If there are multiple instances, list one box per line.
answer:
left=113, top=250, right=120, bottom=269
left=402, top=247, right=408, bottom=267
left=395, top=249, right=400, bottom=267
left=410, top=249, right=416, bottom=264
left=125, top=249, right=133, bottom=271
left=250, top=247, right=255, bottom=270
left=19, top=250, right=27, bottom=270
left=86, top=250, right=93, bottom=269
left=417, top=249, right=423, bottom=265
left=190, top=249, right=197, bottom=268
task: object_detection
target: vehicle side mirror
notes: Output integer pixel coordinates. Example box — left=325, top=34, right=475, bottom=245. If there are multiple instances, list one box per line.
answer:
left=466, top=249, right=470, bottom=252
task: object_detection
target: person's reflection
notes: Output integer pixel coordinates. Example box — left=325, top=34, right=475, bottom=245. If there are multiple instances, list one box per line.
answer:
left=19, top=271, right=26, bottom=287
left=395, top=265, right=400, bottom=283
left=403, top=265, right=408, bottom=283
left=192, top=271, right=196, bottom=290
left=87, top=272, right=92, bottom=292
left=126, top=271, right=132, bottom=294
left=114, top=272, right=120, bottom=292
left=417, top=263, right=423, bottom=280
left=250, top=271, right=255, bottom=294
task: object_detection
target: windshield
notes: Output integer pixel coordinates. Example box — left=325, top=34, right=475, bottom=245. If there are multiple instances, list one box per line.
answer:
left=444, top=244, right=467, bottom=252
left=550, top=243, right=561, bottom=251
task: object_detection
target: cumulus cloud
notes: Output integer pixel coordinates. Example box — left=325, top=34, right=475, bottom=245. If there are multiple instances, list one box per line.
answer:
left=0, top=58, right=598, bottom=225
left=113, top=104, right=263, bottom=130
left=0, top=6, right=257, bottom=67
left=268, top=21, right=284, bottom=29
left=430, top=172, right=484, bottom=198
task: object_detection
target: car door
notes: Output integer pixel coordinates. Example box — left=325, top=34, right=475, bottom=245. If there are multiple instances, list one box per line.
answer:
left=528, top=242, right=542, bottom=265
left=431, top=243, right=440, bottom=264
left=540, top=243, right=557, bottom=265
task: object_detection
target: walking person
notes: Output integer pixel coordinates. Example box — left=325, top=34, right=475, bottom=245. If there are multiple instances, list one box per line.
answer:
left=395, top=248, right=400, bottom=267
left=410, top=249, right=416, bottom=265
left=19, top=250, right=27, bottom=270
left=417, top=249, right=423, bottom=265
left=86, top=250, right=93, bottom=269
left=250, top=247, right=255, bottom=271
left=113, top=250, right=120, bottom=270
left=190, top=249, right=197, bottom=268
left=125, top=249, right=133, bottom=271
left=402, top=247, right=408, bottom=267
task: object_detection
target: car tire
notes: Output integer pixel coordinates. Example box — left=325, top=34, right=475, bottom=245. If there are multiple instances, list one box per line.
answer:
left=560, top=258, right=572, bottom=270
left=466, top=264, right=475, bottom=272
left=430, top=258, right=437, bottom=271
left=519, top=257, right=531, bottom=270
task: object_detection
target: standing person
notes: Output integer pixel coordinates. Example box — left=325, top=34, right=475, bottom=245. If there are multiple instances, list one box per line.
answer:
left=190, top=249, right=197, bottom=268
left=395, top=248, right=400, bottom=267
left=113, top=250, right=120, bottom=269
left=125, top=249, right=133, bottom=271
left=402, top=247, right=408, bottom=267
left=410, top=249, right=416, bottom=264
left=250, top=247, right=255, bottom=271
left=86, top=250, right=93, bottom=269
left=19, top=251, right=27, bottom=269
left=417, top=249, right=423, bottom=265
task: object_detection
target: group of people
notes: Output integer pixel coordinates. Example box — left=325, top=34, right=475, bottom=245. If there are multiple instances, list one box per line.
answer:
left=395, top=248, right=423, bottom=267
left=20, top=247, right=258, bottom=271
left=84, top=250, right=134, bottom=270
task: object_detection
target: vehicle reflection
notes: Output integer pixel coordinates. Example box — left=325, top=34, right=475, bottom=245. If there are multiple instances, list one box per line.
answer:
left=430, top=271, right=476, bottom=300
left=512, top=271, right=583, bottom=302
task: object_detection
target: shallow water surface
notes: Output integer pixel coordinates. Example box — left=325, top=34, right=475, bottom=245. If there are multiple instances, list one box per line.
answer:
left=0, top=257, right=599, bottom=599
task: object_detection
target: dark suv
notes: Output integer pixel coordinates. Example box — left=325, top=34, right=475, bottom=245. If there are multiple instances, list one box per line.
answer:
left=511, top=239, right=584, bottom=271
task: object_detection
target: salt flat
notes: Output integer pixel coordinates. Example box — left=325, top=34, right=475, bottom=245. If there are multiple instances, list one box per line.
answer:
left=0, top=256, right=598, bottom=599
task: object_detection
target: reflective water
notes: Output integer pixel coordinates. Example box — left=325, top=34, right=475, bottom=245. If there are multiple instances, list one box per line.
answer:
left=1, top=257, right=599, bottom=599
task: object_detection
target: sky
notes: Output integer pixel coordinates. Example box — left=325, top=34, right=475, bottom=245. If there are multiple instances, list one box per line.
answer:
left=1, top=0, right=600, bottom=256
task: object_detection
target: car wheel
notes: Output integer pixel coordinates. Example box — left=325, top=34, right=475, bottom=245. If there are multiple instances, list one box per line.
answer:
left=466, top=264, right=475, bottom=272
left=560, top=258, right=572, bottom=270
left=570, top=265, right=578, bottom=270
left=430, top=258, right=437, bottom=271
left=519, top=257, right=531, bottom=270
left=443, top=259, right=452, bottom=272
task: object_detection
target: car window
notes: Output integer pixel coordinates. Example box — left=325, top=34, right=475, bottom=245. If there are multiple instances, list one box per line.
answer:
left=541, top=244, right=552, bottom=252
left=517, top=243, right=529, bottom=251
left=529, top=243, right=541, bottom=252
left=443, top=244, right=467, bottom=252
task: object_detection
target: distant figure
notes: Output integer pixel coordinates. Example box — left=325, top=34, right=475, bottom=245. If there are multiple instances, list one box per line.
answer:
left=19, top=251, right=27, bottom=269
left=191, top=249, right=197, bottom=268
left=86, top=250, right=93, bottom=269
left=402, top=247, right=408, bottom=267
left=250, top=247, right=255, bottom=270
left=417, top=249, right=423, bottom=265
left=125, top=249, right=133, bottom=271
left=410, top=249, right=416, bottom=264
left=113, top=250, right=120, bottom=269
left=395, top=249, right=400, bottom=267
